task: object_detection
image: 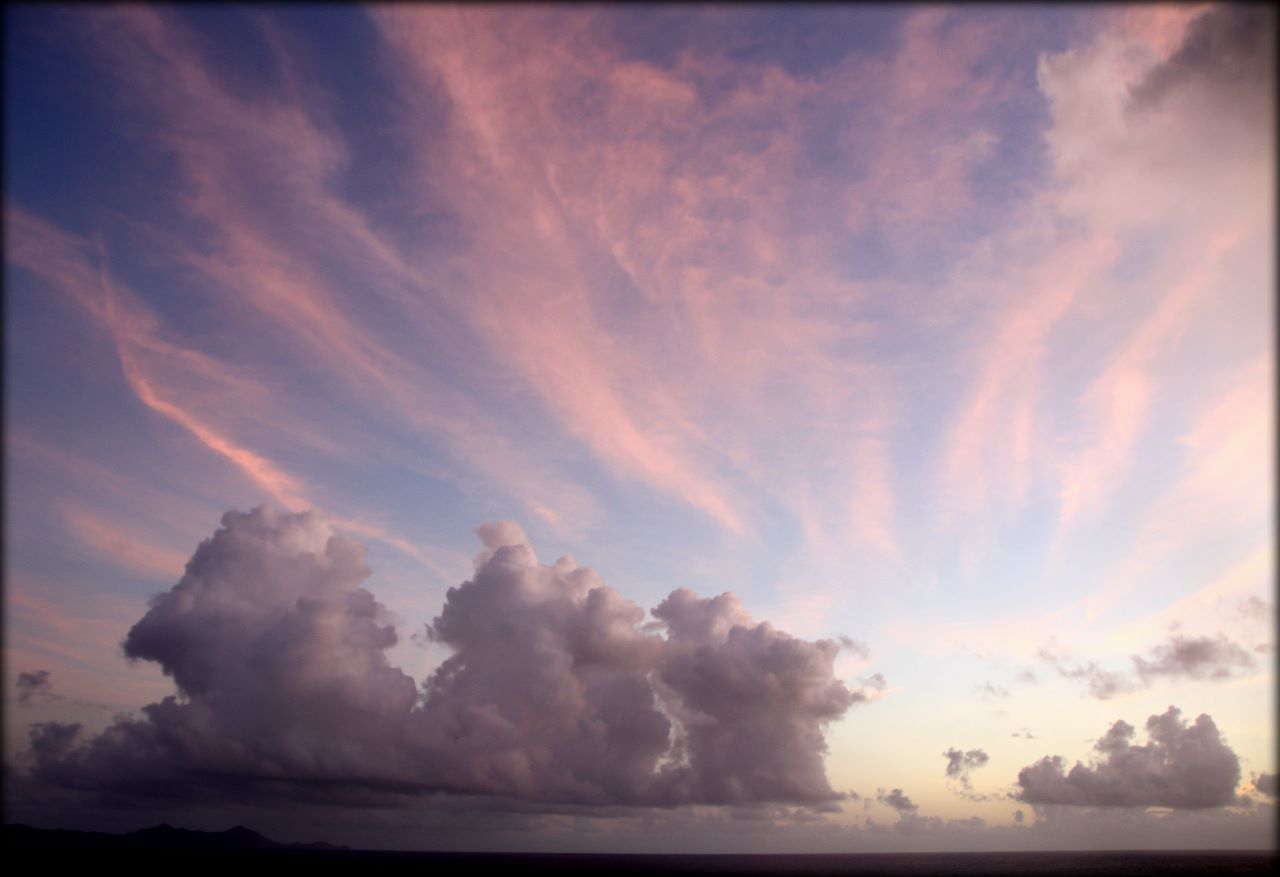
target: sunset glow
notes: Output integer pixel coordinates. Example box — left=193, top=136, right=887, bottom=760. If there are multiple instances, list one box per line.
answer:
left=5, top=4, right=1275, bottom=853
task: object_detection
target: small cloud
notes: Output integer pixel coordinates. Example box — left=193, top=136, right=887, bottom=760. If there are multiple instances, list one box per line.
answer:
left=850, top=672, right=887, bottom=705
left=1131, top=634, right=1255, bottom=683
left=1011, top=728, right=1037, bottom=740
left=837, top=636, right=870, bottom=660
left=1039, top=633, right=1256, bottom=700
left=975, top=681, right=1009, bottom=699
left=944, top=747, right=991, bottom=799
left=15, top=670, right=59, bottom=707
left=1237, top=596, right=1271, bottom=621
left=943, top=747, right=990, bottom=779
left=1038, top=648, right=1137, bottom=699
left=876, top=787, right=917, bottom=815
left=859, top=672, right=886, bottom=691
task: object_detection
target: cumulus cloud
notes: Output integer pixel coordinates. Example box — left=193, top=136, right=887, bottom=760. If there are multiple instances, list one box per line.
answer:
left=1016, top=706, right=1241, bottom=809
left=877, top=788, right=917, bottom=815
left=20, top=507, right=858, bottom=810
left=16, top=670, right=57, bottom=706
left=1039, top=633, right=1256, bottom=699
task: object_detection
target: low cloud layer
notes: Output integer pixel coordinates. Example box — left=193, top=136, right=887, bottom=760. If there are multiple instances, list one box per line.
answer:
left=1039, top=633, right=1256, bottom=700
left=1017, top=707, right=1241, bottom=809
left=20, top=507, right=860, bottom=810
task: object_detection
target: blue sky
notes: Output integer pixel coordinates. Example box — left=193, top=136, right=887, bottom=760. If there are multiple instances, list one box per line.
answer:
left=4, top=4, right=1275, bottom=852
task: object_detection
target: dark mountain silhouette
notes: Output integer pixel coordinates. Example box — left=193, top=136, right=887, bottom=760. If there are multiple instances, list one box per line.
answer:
left=4, top=822, right=347, bottom=852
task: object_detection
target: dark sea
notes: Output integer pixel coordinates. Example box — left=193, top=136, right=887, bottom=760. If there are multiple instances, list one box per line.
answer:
left=21, top=849, right=1274, bottom=876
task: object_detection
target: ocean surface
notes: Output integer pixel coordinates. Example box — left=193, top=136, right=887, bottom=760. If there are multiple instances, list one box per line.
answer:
left=13, top=849, right=1276, bottom=875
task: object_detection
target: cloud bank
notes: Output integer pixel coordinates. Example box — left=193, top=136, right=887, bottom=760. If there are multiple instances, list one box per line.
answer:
left=21, top=507, right=859, bottom=810
left=1017, top=707, right=1241, bottom=808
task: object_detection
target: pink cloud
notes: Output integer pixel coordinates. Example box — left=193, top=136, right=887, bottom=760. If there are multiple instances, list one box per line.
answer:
left=59, top=503, right=190, bottom=580
left=371, top=7, right=1014, bottom=544
left=7, top=205, right=481, bottom=577
left=6, top=204, right=311, bottom=509
left=83, top=6, right=605, bottom=536
left=1077, top=354, right=1272, bottom=622
left=1053, top=227, right=1247, bottom=539
left=937, top=233, right=1120, bottom=562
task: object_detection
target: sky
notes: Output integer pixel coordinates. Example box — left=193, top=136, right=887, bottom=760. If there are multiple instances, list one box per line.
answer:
left=3, top=3, right=1276, bottom=854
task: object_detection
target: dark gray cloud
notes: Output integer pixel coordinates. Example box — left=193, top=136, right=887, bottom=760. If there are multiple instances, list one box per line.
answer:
left=16, top=670, right=57, bottom=706
left=943, top=748, right=989, bottom=780
left=944, top=747, right=991, bottom=800
left=29, top=722, right=83, bottom=763
left=1039, top=634, right=1256, bottom=700
left=1128, top=5, right=1276, bottom=118
left=20, top=507, right=858, bottom=811
left=1132, top=634, right=1256, bottom=683
left=1253, top=773, right=1276, bottom=798
left=1016, top=706, right=1241, bottom=809
left=877, top=787, right=917, bottom=815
